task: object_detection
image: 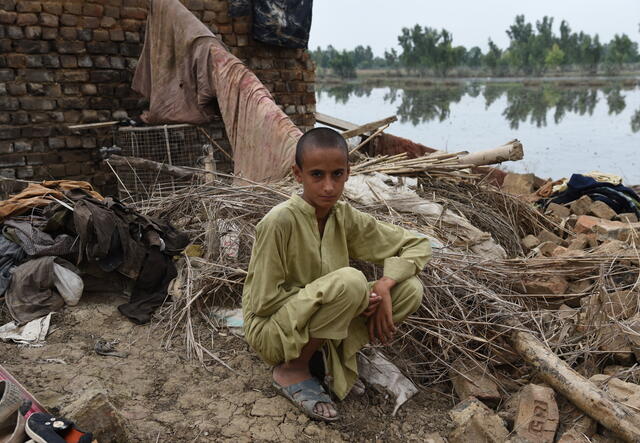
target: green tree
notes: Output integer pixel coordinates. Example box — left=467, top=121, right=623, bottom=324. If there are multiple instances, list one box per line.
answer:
left=545, top=43, right=565, bottom=69
left=464, top=46, right=483, bottom=67
left=397, top=25, right=463, bottom=76
left=384, top=48, right=401, bottom=73
left=577, top=33, right=603, bottom=74
left=605, top=34, right=639, bottom=72
left=483, top=39, right=506, bottom=75
left=329, top=50, right=357, bottom=79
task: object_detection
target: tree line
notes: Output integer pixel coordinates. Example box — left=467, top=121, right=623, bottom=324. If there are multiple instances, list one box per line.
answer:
left=311, top=16, right=640, bottom=78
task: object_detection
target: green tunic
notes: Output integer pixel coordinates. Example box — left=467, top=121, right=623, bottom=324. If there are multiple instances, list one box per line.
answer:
left=242, top=194, right=431, bottom=398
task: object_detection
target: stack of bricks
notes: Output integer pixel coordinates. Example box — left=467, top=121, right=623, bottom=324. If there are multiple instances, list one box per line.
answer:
left=0, top=0, right=316, bottom=192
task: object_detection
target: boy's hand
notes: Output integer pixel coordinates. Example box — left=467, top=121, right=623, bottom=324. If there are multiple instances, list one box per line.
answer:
left=368, top=277, right=396, bottom=345
left=361, top=293, right=381, bottom=317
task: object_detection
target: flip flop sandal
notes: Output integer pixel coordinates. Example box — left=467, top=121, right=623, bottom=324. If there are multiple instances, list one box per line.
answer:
left=0, top=381, right=22, bottom=426
left=0, top=401, right=30, bottom=443
left=273, top=378, right=339, bottom=423
left=350, top=378, right=366, bottom=396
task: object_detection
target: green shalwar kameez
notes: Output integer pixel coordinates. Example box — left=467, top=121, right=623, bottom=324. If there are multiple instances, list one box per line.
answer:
left=242, top=194, right=431, bottom=399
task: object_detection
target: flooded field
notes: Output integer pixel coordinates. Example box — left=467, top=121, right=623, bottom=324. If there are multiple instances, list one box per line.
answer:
left=316, top=79, right=640, bottom=184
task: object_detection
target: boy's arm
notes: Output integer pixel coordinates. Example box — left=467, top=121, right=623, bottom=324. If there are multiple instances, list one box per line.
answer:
left=245, top=219, right=290, bottom=317
left=346, top=205, right=432, bottom=283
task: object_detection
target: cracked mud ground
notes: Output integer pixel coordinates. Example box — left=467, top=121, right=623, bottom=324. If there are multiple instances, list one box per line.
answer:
left=0, top=294, right=452, bottom=441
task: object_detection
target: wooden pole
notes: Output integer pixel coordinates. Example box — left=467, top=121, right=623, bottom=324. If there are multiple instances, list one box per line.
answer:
left=341, top=115, right=397, bottom=139
left=106, top=154, right=196, bottom=179
left=457, top=140, right=523, bottom=167
left=509, top=328, right=640, bottom=442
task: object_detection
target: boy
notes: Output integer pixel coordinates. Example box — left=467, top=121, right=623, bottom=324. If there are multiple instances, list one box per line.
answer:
left=242, top=127, right=431, bottom=421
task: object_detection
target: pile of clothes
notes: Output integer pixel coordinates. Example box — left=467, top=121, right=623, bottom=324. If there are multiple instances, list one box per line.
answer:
left=0, top=180, right=188, bottom=331
left=542, top=172, right=640, bottom=216
left=539, top=172, right=640, bottom=217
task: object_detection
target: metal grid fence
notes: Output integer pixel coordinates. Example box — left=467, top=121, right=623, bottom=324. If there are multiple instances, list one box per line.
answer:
left=113, top=124, right=207, bottom=202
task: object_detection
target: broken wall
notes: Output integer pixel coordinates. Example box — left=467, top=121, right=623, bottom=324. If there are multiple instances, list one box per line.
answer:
left=0, top=0, right=316, bottom=191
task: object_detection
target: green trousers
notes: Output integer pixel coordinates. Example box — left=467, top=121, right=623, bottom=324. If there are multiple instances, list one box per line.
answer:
left=244, top=266, right=423, bottom=399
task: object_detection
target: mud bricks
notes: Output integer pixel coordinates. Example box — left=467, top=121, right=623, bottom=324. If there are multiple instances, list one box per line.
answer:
left=0, top=0, right=317, bottom=189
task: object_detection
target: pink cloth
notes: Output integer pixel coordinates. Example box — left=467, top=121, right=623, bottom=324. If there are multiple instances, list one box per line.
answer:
left=132, top=0, right=301, bottom=182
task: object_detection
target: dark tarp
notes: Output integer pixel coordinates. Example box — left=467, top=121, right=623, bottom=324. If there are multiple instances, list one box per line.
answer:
left=252, top=0, right=313, bottom=49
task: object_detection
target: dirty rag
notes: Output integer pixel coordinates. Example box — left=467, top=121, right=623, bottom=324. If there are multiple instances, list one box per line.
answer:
left=0, top=234, right=25, bottom=296
left=0, top=313, right=52, bottom=345
left=5, top=256, right=82, bottom=325
left=132, top=0, right=301, bottom=182
left=0, top=181, right=102, bottom=223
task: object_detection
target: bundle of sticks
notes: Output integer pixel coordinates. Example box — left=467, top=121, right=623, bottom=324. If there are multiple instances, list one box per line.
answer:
left=351, top=151, right=474, bottom=176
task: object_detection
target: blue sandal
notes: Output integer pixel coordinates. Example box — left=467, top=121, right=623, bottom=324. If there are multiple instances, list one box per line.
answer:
left=273, top=378, right=339, bottom=422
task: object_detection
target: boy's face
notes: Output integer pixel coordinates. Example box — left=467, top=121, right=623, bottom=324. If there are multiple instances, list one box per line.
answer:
left=292, top=146, right=350, bottom=214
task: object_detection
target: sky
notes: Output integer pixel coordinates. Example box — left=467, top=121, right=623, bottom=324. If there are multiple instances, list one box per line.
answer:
left=308, top=0, right=640, bottom=56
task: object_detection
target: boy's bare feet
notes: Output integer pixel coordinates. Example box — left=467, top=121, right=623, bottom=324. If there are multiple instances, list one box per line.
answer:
left=273, top=364, right=337, bottom=419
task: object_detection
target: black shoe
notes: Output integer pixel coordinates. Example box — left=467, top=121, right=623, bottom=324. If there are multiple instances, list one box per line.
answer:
left=25, top=413, right=71, bottom=443
left=25, top=412, right=93, bottom=443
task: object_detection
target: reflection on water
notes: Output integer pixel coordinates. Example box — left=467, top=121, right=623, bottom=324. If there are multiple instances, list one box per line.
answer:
left=317, top=82, right=640, bottom=132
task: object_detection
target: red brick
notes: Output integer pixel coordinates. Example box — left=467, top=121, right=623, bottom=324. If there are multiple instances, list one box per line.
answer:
left=82, top=3, right=104, bottom=16
left=210, top=0, right=226, bottom=12
left=16, top=12, right=37, bottom=25
left=217, top=24, right=232, bottom=34
left=82, top=16, right=100, bottom=28
left=237, top=34, right=249, bottom=47
left=109, top=29, right=124, bottom=41
left=121, top=7, right=146, bottom=19
left=100, top=16, right=116, bottom=28
left=574, top=215, right=600, bottom=234
left=7, top=54, right=26, bottom=68
left=41, top=27, right=57, bottom=39
left=93, top=29, right=109, bottom=41
left=60, top=13, right=77, bottom=26
left=120, top=19, right=141, bottom=31
left=63, top=2, right=82, bottom=14
left=216, top=11, right=230, bottom=24
left=104, top=6, right=119, bottom=18
left=222, top=34, right=236, bottom=45
left=39, top=12, right=59, bottom=27
left=233, top=21, right=250, bottom=34
left=16, top=1, right=41, bottom=13
left=0, top=11, right=18, bottom=24
left=60, top=26, right=76, bottom=39
left=42, top=2, right=62, bottom=14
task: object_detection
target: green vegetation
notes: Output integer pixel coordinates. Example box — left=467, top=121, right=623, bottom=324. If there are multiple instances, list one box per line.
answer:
left=311, top=15, right=640, bottom=78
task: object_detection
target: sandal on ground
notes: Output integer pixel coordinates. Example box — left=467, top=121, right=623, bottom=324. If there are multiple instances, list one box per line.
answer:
left=350, top=378, right=366, bottom=396
left=0, top=380, right=22, bottom=426
left=273, top=378, right=339, bottom=423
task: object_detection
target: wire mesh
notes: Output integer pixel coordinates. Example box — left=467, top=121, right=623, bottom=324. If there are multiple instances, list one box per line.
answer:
left=113, top=124, right=210, bottom=203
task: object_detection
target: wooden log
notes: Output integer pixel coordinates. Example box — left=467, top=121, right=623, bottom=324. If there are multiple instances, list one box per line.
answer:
left=203, top=145, right=216, bottom=183
left=509, top=328, right=640, bottom=442
left=341, top=115, right=397, bottom=139
left=348, top=123, right=390, bottom=155
left=314, top=112, right=359, bottom=132
left=106, top=154, right=196, bottom=179
left=68, top=121, right=118, bottom=130
left=457, top=139, right=523, bottom=167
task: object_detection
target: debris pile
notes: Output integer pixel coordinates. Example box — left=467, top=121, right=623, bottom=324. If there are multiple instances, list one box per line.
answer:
left=132, top=154, right=640, bottom=441
left=0, top=180, right=189, bottom=337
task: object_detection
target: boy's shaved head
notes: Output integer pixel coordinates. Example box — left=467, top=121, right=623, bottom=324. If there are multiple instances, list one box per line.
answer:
left=295, top=127, right=348, bottom=168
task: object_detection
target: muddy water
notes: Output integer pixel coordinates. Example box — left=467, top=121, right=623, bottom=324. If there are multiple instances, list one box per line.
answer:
left=316, top=80, right=640, bottom=184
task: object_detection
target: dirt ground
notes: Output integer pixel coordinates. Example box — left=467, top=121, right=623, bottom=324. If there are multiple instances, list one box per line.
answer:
left=0, top=294, right=453, bottom=442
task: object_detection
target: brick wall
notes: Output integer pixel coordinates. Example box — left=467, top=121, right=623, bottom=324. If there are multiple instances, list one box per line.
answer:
left=0, top=0, right=316, bottom=193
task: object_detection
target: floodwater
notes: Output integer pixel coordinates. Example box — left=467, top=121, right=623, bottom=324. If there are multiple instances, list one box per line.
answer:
left=316, top=80, right=640, bottom=184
